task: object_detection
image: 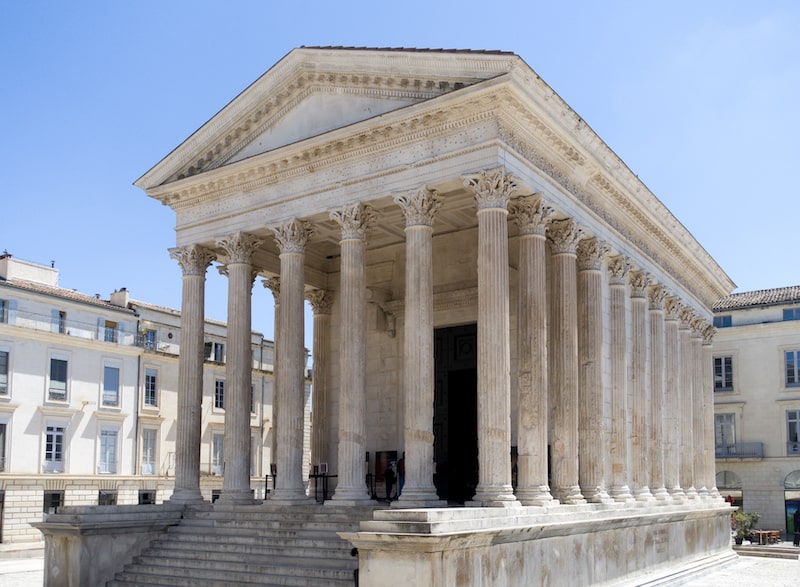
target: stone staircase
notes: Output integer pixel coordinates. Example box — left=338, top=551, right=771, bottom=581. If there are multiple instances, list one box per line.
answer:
left=733, top=542, right=800, bottom=560
left=107, top=503, right=377, bottom=586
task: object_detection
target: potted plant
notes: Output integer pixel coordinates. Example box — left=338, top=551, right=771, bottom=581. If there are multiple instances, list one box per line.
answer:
left=732, top=510, right=760, bottom=545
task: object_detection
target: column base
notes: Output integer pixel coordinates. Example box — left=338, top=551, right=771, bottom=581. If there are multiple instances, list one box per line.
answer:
left=396, top=488, right=445, bottom=508
left=651, top=486, right=671, bottom=502
left=168, top=488, right=206, bottom=505
left=580, top=486, right=615, bottom=504
left=516, top=486, right=558, bottom=507
left=215, top=490, right=257, bottom=506
left=472, top=485, right=521, bottom=507
left=552, top=485, right=587, bottom=505
left=684, top=486, right=699, bottom=499
left=609, top=485, right=635, bottom=503
left=668, top=486, right=687, bottom=501
left=634, top=487, right=656, bottom=502
left=330, top=486, right=374, bottom=506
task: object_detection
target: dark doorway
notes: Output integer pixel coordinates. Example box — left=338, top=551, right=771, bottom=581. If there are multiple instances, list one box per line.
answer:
left=433, top=324, right=478, bottom=503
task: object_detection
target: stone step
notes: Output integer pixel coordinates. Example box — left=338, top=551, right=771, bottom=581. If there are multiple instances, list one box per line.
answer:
left=733, top=544, right=800, bottom=560
left=132, top=551, right=353, bottom=572
left=148, top=537, right=349, bottom=557
left=166, top=524, right=348, bottom=542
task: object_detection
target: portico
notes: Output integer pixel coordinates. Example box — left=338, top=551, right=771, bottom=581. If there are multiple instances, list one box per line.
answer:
left=134, top=47, right=736, bottom=585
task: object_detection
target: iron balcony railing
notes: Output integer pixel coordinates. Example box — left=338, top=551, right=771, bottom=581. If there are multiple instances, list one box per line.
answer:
left=715, top=442, right=764, bottom=459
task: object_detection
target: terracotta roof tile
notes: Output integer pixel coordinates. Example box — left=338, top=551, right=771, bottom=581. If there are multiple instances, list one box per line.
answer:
left=713, top=286, right=800, bottom=312
left=0, top=278, right=136, bottom=314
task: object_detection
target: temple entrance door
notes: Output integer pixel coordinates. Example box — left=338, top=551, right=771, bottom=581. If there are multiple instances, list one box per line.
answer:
left=433, top=324, right=478, bottom=503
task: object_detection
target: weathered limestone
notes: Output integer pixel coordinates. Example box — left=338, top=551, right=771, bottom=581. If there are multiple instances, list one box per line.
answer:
left=464, top=168, right=519, bottom=507
left=217, top=231, right=262, bottom=504
left=678, top=306, right=698, bottom=499
left=629, top=270, right=654, bottom=501
left=168, top=245, right=215, bottom=504
left=263, top=276, right=280, bottom=475
left=307, top=289, right=332, bottom=473
left=509, top=195, right=556, bottom=506
left=394, top=187, right=445, bottom=507
left=664, top=296, right=686, bottom=500
left=607, top=255, right=634, bottom=502
left=271, top=219, right=314, bottom=502
left=647, top=284, right=670, bottom=501
left=691, top=318, right=708, bottom=498
left=702, top=325, right=721, bottom=498
left=576, top=236, right=612, bottom=503
left=547, top=218, right=586, bottom=505
left=329, top=204, right=376, bottom=505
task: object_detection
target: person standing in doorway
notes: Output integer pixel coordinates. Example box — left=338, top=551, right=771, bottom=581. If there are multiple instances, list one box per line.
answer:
left=384, top=461, right=396, bottom=502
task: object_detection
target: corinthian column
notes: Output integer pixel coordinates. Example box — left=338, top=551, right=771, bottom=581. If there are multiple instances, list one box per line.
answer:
left=262, top=277, right=280, bottom=478
left=547, top=218, right=586, bottom=505
left=217, top=231, right=262, bottom=504
left=329, top=203, right=376, bottom=505
left=691, top=317, right=708, bottom=497
left=394, top=187, right=446, bottom=507
left=306, top=289, right=332, bottom=476
left=663, top=296, right=685, bottom=499
left=271, top=219, right=314, bottom=503
left=169, top=245, right=215, bottom=504
left=629, top=270, right=654, bottom=501
left=647, top=284, right=670, bottom=501
left=509, top=195, right=556, bottom=506
left=678, top=306, right=698, bottom=499
left=702, top=325, right=721, bottom=498
left=463, top=167, right=519, bottom=507
left=576, top=237, right=612, bottom=503
left=607, top=255, right=634, bottom=502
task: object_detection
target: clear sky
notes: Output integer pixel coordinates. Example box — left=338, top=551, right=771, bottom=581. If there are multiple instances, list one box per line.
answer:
left=2, top=1, right=798, bottom=345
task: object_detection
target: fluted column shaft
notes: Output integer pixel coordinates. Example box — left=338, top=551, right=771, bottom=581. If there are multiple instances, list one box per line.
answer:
left=647, top=285, right=669, bottom=500
left=629, top=271, right=653, bottom=501
left=307, top=290, right=332, bottom=473
left=608, top=256, right=633, bottom=501
left=509, top=195, right=555, bottom=506
left=576, top=237, right=611, bottom=503
left=218, top=232, right=262, bottom=503
left=169, top=245, right=214, bottom=504
left=330, top=204, right=375, bottom=504
left=464, top=168, right=518, bottom=507
left=691, top=320, right=707, bottom=497
left=678, top=307, right=698, bottom=498
left=272, top=220, right=313, bottom=502
left=395, top=188, right=444, bottom=507
left=263, top=277, right=280, bottom=472
left=664, top=297, right=685, bottom=498
left=702, top=326, right=720, bottom=498
left=547, top=218, right=585, bottom=504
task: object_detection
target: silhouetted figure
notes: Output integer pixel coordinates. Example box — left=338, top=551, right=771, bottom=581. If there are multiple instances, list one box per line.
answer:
left=384, top=461, right=396, bottom=501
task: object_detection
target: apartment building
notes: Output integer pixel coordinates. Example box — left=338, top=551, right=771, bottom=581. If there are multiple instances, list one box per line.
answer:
left=713, top=285, right=800, bottom=533
left=0, top=253, right=304, bottom=545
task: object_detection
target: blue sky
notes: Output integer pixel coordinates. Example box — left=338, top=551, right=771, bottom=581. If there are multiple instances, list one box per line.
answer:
left=2, top=1, right=798, bottom=344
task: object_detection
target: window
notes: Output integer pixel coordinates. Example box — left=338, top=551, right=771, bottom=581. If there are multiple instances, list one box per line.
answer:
left=787, top=351, right=800, bottom=387
left=99, top=428, right=118, bottom=474
left=102, top=364, right=120, bottom=406
left=0, top=300, right=7, bottom=323
left=788, top=411, right=800, bottom=454
left=0, top=422, right=6, bottom=472
left=713, top=315, right=732, bottom=328
left=48, top=356, right=68, bottom=401
left=98, top=490, right=117, bottom=505
left=143, top=329, right=156, bottom=350
left=214, top=379, right=225, bottom=410
left=141, top=428, right=157, bottom=475
left=205, top=341, right=225, bottom=362
left=138, top=490, right=156, bottom=505
left=43, top=490, right=64, bottom=514
left=58, top=311, right=67, bottom=334
left=251, top=384, right=255, bottom=414
left=212, top=433, right=224, bottom=475
left=104, top=320, right=118, bottom=343
left=0, top=349, right=8, bottom=394
left=44, top=425, right=65, bottom=472
left=785, top=309, right=800, bottom=321
left=714, top=356, right=734, bottom=392
left=715, top=413, right=736, bottom=453
left=144, top=368, right=158, bottom=407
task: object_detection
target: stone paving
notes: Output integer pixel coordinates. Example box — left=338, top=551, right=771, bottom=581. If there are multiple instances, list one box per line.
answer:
left=0, top=549, right=796, bottom=586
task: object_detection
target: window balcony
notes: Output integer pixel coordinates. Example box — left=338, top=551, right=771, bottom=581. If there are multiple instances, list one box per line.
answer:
left=787, top=442, right=800, bottom=455
left=716, top=442, right=764, bottom=459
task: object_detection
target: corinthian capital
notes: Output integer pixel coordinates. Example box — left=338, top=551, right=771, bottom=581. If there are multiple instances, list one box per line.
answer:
left=690, top=316, right=708, bottom=337
left=329, top=203, right=378, bottom=240
left=169, top=245, right=215, bottom=277
left=394, top=187, right=442, bottom=227
left=678, top=306, right=696, bottom=328
left=262, top=276, right=280, bottom=303
left=547, top=218, right=584, bottom=254
left=576, top=237, right=609, bottom=271
left=272, top=219, right=314, bottom=254
left=628, top=270, right=652, bottom=298
left=463, top=167, right=518, bottom=210
left=647, top=284, right=669, bottom=310
left=607, top=255, right=631, bottom=285
left=305, top=289, right=333, bottom=314
left=216, top=231, right=263, bottom=264
left=702, top=324, right=717, bottom=345
left=509, top=194, right=553, bottom=236
left=664, top=296, right=682, bottom=320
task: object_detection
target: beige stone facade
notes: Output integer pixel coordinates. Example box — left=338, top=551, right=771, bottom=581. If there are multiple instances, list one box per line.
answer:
left=131, top=46, right=736, bottom=585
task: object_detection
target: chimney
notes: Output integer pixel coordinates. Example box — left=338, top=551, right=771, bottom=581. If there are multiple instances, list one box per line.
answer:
left=110, top=287, right=130, bottom=308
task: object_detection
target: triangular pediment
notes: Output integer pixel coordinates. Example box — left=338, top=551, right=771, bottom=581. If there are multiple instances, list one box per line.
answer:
left=135, top=47, right=520, bottom=189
